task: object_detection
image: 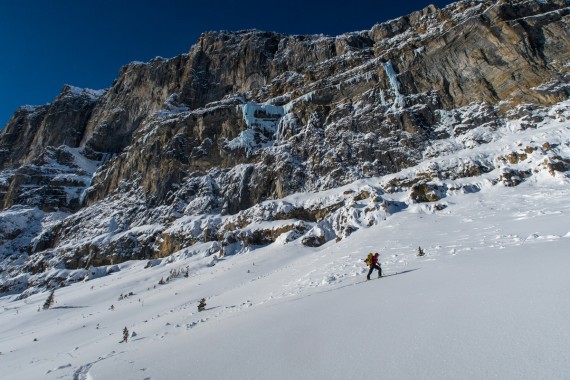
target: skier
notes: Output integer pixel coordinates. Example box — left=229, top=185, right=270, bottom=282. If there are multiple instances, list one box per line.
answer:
left=365, top=252, right=382, bottom=280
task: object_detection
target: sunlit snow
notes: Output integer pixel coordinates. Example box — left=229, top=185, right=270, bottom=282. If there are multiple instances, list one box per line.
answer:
left=1, top=103, right=569, bottom=379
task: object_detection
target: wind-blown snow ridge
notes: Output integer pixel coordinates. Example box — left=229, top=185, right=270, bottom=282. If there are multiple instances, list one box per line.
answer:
left=64, top=85, right=107, bottom=100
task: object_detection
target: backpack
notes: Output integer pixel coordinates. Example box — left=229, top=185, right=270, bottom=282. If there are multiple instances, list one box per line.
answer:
left=364, top=253, right=373, bottom=266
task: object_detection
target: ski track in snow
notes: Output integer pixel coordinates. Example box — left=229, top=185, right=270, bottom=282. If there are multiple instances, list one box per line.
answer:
left=72, top=363, right=93, bottom=380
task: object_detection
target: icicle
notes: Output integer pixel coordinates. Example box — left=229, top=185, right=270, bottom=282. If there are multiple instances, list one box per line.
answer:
left=382, top=61, right=405, bottom=109
left=380, top=89, right=387, bottom=107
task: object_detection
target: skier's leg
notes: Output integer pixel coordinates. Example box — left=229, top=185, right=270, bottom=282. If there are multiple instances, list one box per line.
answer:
left=367, top=266, right=374, bottom=280
left=377, top=264, right=382, bottom=278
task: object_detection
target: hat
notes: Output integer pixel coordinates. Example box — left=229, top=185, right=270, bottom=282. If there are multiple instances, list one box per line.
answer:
left=374, top=252, right=379, bottom=256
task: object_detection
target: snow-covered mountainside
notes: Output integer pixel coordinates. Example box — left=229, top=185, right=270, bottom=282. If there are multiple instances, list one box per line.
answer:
left=0, top=0, right=568, bottom=293
left=0, top=2, right=569, bottom=375
left=0, top=112, right=569, bottom=379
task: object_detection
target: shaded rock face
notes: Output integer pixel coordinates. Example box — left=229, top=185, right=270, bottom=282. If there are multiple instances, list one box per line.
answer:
left=81, top=0, right=569, bottom=209
left=0, top=86, right=102, bottom=169
left=0, top=0, right=569, bottom=290
left=1, top=146, right=97, bottom=211
left=0, top=106, right=48, bottom=169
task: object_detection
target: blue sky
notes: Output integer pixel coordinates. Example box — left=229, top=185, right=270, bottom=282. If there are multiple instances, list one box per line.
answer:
left=0, top=0, right=457, bottom=129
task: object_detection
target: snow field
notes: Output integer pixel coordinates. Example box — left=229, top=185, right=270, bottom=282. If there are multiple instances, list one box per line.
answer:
left=1, top=177, right=569, bottom=379
left=1, top=101, right=569, bottom=379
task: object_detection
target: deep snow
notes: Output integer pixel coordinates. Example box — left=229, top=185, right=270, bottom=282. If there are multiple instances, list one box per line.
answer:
left=1, top=174, right=569, bottom=379
left=1, top=101, right=570, bottom=379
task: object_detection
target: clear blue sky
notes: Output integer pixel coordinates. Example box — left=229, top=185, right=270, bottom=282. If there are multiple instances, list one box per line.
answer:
left=0, top=0, right=457, bottom=129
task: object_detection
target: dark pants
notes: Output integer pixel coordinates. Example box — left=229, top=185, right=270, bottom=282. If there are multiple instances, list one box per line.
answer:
left=367, top=264, right=382, bottom=280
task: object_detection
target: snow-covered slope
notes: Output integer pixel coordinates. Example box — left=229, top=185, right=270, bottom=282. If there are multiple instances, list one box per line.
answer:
left=1, top=110, right=569, bottom=379
left=0, top=1, right=569, bottom=377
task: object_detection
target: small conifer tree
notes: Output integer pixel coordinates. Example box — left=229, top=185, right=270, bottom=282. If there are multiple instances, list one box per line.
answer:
left=121, top=327, right=129, bottom=343
left=43, top=289, right=55, bottom=310
left=198, top=298, right=206, bottom=312
left=417, top=246, right=426, bottom=256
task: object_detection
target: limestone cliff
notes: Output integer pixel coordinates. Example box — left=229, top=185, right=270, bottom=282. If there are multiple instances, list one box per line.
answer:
left=0, top=0, right=569, bottom=295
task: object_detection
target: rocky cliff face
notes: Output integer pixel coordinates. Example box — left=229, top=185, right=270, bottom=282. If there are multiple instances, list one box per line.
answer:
left=1, top=0, right=569, bottom=296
